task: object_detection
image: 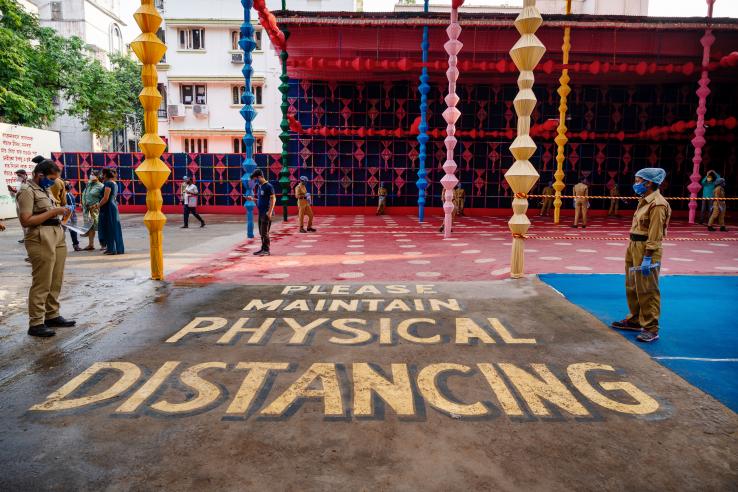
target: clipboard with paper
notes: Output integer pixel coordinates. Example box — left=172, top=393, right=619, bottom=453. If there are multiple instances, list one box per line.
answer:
left=62, top=211, right=94, bottom=236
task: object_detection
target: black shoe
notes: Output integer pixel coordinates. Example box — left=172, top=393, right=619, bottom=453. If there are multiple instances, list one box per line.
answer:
left=307, top=227, right=317, bottom=232
left=252, top=250, right=264, bottom=256
left=28, top=324, right=55, bottom=337
left=582, top=225, right=587, bottom=229
left=707, top=226, right=716, bottom=231
left=45, top=316, right=76, bottom=328
left=611, top=318, right=642, bottom=332
left=571, top=225, right=579, bottom=228
left=200, top=222, right=206, bottom=228
left=720, top=226, right=727, bottom=232
left=299, top=228, right=307, bottom=233
left=256, top=250, right=271, bottom=256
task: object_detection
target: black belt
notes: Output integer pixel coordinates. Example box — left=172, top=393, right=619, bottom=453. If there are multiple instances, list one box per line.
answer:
left=630, top=233, right=648, bottom=242
left=41, top=219, right=61, bottom=226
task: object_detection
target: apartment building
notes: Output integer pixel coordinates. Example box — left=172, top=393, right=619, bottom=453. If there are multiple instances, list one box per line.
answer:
left=156, top=0, right=355, bottom=154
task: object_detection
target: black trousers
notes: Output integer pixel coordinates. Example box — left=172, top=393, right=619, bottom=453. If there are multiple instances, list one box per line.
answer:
left=258, top=213, right=272, bottom=252
left=184, top=205, right=204, bottom=227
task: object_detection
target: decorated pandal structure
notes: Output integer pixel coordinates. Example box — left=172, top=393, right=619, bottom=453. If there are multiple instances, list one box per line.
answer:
left=65, top=0, right=738, bottom=279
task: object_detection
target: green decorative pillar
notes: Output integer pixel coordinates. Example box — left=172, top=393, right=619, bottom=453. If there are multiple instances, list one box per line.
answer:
left=278, top=28, right=290, bottom=221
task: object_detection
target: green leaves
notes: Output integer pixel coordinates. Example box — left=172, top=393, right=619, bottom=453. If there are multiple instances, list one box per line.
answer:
left=0, top=0, right=141, bottom=139
left=65, top=54, right=143, bottom=137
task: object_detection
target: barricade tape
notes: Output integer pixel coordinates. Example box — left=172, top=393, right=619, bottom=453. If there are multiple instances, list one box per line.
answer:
left=524, top=193, right=737, bottom=201
left=525, top=236, right=737, bottom=241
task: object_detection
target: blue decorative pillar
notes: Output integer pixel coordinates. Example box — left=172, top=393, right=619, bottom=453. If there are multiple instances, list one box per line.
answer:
left=416, top=0, right=430, bottom=222
left=240, top=0, right=257, bottom=238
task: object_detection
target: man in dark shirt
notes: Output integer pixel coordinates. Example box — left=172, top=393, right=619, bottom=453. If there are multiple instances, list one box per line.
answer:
left=247, top=169, right=276, bottom=256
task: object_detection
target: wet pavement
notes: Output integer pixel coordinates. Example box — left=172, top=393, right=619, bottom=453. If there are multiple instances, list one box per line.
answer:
left=1, top=215, right=737, bottom=490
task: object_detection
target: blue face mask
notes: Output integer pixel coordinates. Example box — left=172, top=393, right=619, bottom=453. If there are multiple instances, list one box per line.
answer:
left=39, top=177, right=56, bottom=189
left=633, top=182, right=648, bottom=196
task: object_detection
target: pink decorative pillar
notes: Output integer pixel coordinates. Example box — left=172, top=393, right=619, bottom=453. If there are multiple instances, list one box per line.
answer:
left=441, top=0, right=464, bottom=238
left=688, top=0, right=716, bottom=223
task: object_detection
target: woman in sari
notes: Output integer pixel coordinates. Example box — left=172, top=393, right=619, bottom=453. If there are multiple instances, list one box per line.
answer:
left=80, top=170, right=104, bottom=251
left=97, top=168, right=125, bottom=255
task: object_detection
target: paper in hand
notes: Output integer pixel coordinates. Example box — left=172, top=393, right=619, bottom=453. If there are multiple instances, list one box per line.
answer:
left=62, top=213, right=93, bottom=236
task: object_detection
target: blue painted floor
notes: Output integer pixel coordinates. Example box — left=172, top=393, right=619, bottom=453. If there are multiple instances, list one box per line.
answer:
left=540, top=274, right=738, bottom=413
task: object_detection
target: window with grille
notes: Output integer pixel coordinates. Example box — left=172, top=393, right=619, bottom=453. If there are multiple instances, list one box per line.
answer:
left=181, top=84, right=206, bottom=105
left=231, top=85, right=262, bottom=105
left=178, top=28, right=205, bottom=50
left=232, top=86, right=245, bottom=105
left=51, top=2, right=63, bottom=20
left=233, top=137, right=263, bottom=154
left=231, top=30, right=261, bottom=51
left=184, top=138, right=208, bottom=154
left=254, top=30, right=262, bottom=50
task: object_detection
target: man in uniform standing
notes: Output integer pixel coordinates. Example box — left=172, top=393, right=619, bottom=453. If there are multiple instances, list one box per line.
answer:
left=295, top=176, right=316, bottom=233
left=247, top=169, right=276, bottom=256
left=16, top=159, right=76, bottom=337
left=608, top=182, right=620, bottom=217
left=611, top=168, right=671, bottom=343
left=539, top=181, right=555, bottom=217
left=707, top=177, right=727, bottom=232
left=453, top=184, right=466, bottom=217
left=572, top=178, right=589, bottom=228
left=377, top=183, right=388, bottom=215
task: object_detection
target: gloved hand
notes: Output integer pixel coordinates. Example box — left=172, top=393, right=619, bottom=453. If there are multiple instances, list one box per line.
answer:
left=640, top=256, right=652, bottom=276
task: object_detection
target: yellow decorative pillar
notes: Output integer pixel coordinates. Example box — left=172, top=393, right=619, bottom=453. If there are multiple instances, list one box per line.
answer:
left=553, top=0, right=572, bottom=224
left=504, top=0, right=545, bottom=278
left=131, top=0, right=169, bottom=280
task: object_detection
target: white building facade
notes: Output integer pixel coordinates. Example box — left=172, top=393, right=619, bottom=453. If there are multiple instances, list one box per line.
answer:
left=156, top=0, right=355, bottom=154
left=33, top=0, right=127, bottom=151
left=394, top=0, right=649, bottom=16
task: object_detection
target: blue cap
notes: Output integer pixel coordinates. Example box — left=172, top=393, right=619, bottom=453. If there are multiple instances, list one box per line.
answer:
left=635, top=168, right=666, bottom=185
left=300, top=176, right=309, bottom=182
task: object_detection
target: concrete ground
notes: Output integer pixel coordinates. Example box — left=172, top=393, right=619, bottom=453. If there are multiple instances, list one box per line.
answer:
left=0, top=213, right=736, bottom=490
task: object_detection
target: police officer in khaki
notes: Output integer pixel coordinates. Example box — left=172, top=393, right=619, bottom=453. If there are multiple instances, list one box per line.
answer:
left=572, top=178, right=589, bottom=228
left=611, top=168, right=671, bottom=343
left=295, top=176, right=316, bottom=233
left=453, top=184, right=465, bottom=217
left=16, top=159, right=77, bottom=337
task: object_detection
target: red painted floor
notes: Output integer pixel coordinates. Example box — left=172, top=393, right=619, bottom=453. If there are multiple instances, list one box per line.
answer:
left=170, top=213, right=738, bottom=285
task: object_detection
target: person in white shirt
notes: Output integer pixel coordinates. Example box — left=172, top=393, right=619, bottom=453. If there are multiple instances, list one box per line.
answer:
left=181, top=176, right=205, bottom=228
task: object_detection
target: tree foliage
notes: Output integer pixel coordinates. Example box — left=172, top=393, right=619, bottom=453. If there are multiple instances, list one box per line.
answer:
left=65, top=54, right=143, bottom=138
left=0, top=0, right=141, bottom=138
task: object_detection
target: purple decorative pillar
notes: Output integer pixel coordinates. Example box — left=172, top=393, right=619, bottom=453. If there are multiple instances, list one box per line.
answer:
left=688, top=0, right=716, bottom=223
left=441, top=3, right=463, bottom=239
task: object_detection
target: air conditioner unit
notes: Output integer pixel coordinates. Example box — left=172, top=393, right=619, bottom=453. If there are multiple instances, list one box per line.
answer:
left=193, top=104, right=209, bottom=117
left=168, top=104, right=185, bottom=118
left=231, top=52, right=244, bottom=64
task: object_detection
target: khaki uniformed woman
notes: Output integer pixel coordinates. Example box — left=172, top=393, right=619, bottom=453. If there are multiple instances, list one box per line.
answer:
left=16, top=159, right=77, bottom=337
left=295, top=176, right=316, bottom=233
left=611, top=167, right=671, bottom=343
